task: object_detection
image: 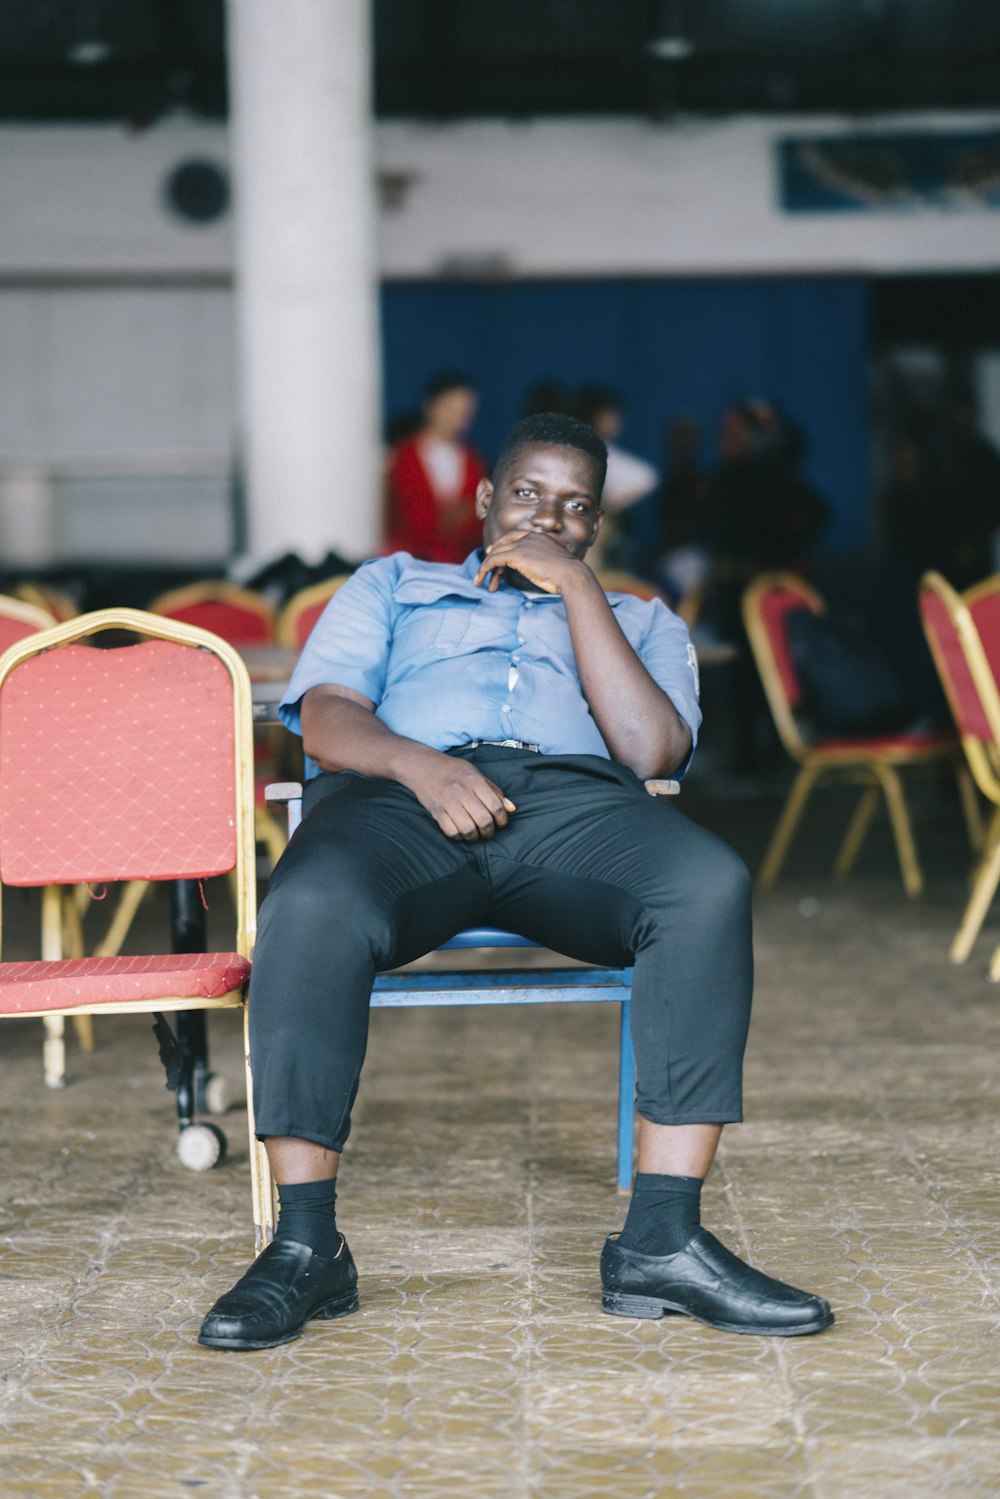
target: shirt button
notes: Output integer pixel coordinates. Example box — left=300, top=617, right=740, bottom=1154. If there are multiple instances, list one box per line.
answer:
left=524, top=601, right=533, bottom=609
left=502, top=703, right=512, bottom=713
left=516, top=636, right=525, bottom=645
left=511, top=655, right=520, bottom=665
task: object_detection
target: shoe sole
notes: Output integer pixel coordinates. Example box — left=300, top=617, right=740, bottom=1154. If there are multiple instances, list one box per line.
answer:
left=601, top=1290, right=834, bottom=1337
left=197, top=1289, right=360, bottom=1351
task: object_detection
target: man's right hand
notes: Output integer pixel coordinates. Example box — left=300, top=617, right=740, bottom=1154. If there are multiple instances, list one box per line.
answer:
left=301, top=686, right=516, bottom=840
left=399, top=750, right=516, bottom=841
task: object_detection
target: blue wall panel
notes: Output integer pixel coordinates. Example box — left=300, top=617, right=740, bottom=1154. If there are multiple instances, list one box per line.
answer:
left=381, top=277, right=870, bottom=552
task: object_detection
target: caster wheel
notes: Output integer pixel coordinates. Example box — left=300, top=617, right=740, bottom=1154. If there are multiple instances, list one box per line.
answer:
left=177, top=1122, right=227, bottom=1171
left=199, top=1073, right=231, bottom=1115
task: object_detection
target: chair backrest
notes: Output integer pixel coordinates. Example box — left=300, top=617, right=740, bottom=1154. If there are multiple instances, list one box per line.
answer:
left=8, top=582, right=77, bottom=623
left=149, top=581, right=275, bottom=646
left=963, top=573, right=1000, bottom=685
left=742, top=571, right=823, bottom=760
left=919, top=571, right=1000, bottom=803
left=0, top=592, right=56, bottom=651
left=597, top=571, right=668, bottom=605
left=277, top=575, right=353, bottom=648
left=0, top=609, right=257, bottom=954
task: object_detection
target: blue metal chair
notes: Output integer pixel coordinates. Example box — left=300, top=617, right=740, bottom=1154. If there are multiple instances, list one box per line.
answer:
left=260, top=778, right=678, bottom=1238
left=376, top=925, right=637, bottom=1192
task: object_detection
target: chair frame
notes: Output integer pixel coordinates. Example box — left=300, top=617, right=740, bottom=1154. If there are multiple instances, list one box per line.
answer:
left=149, top=579, right=277, bottom=642
left=0, top=591, right=57, bottom=635
left=920, top=570, right=1000, bottom=978
left=276, top=575, right=353, bottom=648
left=0, top=607, right=268, bottom=1246
left=743, top=571, right=979, bottom=898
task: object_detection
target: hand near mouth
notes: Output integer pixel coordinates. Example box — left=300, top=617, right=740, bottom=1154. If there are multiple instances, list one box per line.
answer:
left=473, top=530, right=594, bottom=596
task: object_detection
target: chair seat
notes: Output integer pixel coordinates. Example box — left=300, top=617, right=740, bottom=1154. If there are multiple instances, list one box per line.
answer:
left=0, top=951, right=251, bottom=1015
left=811, top=730, right=956, bottom=757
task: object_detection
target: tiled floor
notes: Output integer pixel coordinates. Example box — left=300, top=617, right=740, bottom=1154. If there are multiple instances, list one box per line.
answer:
left=3, top=776, right=1000, bottom=1497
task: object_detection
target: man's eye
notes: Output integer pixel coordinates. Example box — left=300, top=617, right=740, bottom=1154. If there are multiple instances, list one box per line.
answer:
left=514, top=489, right=536, bottom=499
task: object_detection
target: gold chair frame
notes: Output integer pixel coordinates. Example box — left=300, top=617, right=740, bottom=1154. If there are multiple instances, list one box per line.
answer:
left=743, top=572, right=980, bottom=898
left=276, top=575, right=353, bottom=648
left=921, top=570, right=1000, bottom=979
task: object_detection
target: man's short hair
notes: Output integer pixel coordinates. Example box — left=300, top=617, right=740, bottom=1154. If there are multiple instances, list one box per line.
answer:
left=493, top=412, right=608, bottom=496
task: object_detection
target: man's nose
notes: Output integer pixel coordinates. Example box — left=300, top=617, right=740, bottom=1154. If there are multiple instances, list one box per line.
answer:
left=531, top=498, right=561, bottom=530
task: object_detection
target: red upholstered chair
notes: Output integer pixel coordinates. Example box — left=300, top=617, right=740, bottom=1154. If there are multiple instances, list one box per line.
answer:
left=0, top=608, right=268, bottom=1243
left=743, top=572, right=977, bottom=897
left=277, top=575, right=353, bottom=649
left=0, top=590, right=55, bottom=646
left=920, top=571, right=1000, bottom=977
left=7, top=581, right=78, bottom=624
left=148, top=580, right=276, bottom=645
left=150, top=580, right=286, bottom=866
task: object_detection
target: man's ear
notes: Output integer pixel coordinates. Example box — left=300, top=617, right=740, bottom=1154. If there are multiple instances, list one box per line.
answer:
left=475, top=477, right=493, bottom=520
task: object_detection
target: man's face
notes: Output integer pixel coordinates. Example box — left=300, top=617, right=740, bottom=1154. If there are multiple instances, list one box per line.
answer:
left=476, top=443, right=604, bottom=561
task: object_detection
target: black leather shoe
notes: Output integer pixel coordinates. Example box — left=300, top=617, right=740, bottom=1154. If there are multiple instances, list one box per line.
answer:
left=198, top=1235, right=359, bottom=1350
left=601, top=1229, right=833, bottom=1337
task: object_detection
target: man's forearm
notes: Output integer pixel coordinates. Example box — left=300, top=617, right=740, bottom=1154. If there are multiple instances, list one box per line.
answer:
left=301, top=688, right=441, bottom=785
left=559, top=570, right=692, bottom=779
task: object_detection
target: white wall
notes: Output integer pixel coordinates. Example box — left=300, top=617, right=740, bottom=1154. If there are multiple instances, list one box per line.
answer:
left=3, top=112, right=1000, bottom=281
left=2, top=112, right=999, bottom=562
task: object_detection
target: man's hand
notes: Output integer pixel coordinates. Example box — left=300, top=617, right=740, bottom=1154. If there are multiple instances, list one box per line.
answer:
left=302, top=687, right=517, bottom=842
left=400, top=750, right=517, bottom=841
left=474, top=530, right=594, bottom=596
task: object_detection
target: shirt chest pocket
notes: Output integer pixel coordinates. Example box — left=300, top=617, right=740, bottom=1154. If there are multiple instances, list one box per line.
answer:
left=396, top=602, right=511, bottom=653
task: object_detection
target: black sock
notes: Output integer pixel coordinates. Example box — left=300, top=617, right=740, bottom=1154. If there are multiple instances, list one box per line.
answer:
left=275, top=1178, right=340, bottom=1259
left=617, top=1172, right=702, bottom=1255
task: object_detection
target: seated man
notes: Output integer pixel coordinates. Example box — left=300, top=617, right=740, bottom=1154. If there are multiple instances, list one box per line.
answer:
left=199, top=412, right=833, bottom=1350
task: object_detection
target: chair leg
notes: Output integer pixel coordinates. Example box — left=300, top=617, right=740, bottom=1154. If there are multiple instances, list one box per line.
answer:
left=950, top=822, right=1000, bottom=964
left=246, top=1007, right=276, bottom=1253
left=94, top=879, right=151, bottom=959
left=42, top=1015, right=66, bottom=1089
left=874, top=764, right=923, bottom=898
left=254, top=806, right=287, bottom=869
left=757, top=763, right=820, bottom=888
left=617, top=999, right=636, bottom=1193
left=955, top=763, right=985, bottom=855
left=833, top=779, right=880, bottom=880
left=58, top=889, right=94, bottom=1054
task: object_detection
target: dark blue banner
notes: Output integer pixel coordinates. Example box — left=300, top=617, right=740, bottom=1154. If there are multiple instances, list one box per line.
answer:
left=779, top=131, right=1000, bottom=212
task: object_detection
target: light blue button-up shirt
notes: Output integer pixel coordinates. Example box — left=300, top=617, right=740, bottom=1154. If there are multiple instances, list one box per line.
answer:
left=280, top=551, right=701, bottom=775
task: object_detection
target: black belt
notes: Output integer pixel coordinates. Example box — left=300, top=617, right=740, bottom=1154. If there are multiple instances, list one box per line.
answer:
left=464, top=738, right=541, bottom=752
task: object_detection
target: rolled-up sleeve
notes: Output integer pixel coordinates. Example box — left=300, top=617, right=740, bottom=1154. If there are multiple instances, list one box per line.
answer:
left=279, top=559, right=398, bottom=735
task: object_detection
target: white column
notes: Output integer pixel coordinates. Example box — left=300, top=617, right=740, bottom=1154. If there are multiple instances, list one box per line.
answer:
left=226, top=0, right=381, bottom=565
left=0, top=465, right=57, bottom=566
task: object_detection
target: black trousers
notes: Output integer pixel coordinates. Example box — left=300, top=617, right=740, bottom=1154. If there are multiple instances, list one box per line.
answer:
left=249, top=746, right=753, bottom=1152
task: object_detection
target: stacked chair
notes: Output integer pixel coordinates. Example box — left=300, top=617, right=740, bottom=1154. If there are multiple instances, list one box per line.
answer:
left=920, top=570, right=1000, bottom=978
left=743, top=571, right=978, bottom=896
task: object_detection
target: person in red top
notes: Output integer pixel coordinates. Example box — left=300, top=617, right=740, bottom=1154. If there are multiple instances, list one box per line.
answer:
left=384, top=373, right=487, bottom=562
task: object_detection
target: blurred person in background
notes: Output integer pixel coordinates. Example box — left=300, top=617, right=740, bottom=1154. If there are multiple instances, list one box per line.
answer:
left=384, top=372, right=487, bottom=563
left=707, top=398, right=829, bottom=638
left=650, top=414, right=715, bottom=613
left=575, top=385, right=660, bottom=573
left=521, top=378, right=574, bottom=418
